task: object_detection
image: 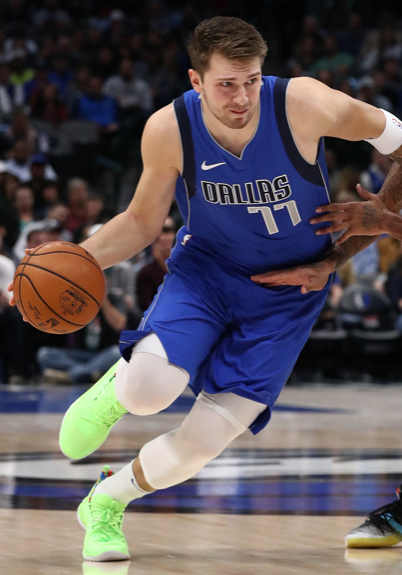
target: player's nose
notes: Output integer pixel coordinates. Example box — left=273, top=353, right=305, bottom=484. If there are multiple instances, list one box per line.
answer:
left=232, top=86, right=248, bottom=106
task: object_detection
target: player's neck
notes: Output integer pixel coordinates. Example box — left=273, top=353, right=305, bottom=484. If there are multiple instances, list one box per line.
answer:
left=201, top=101, right=260, bottom=158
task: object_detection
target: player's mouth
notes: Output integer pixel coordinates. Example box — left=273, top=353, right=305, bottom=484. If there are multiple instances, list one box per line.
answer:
left=229, top=109, right=248, bottom=115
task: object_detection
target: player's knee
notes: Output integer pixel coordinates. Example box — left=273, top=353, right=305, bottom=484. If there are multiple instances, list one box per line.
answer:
left=122, top=372, right=167, bottom=416
left=117, top=352, right=184, bottom=416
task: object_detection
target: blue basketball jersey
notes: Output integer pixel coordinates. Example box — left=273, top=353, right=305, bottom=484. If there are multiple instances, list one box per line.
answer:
left=172, top=76, right=332, bottom=275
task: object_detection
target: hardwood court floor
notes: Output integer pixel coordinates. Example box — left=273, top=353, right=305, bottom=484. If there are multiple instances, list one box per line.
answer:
left=1, top=383, right=402, bottom=574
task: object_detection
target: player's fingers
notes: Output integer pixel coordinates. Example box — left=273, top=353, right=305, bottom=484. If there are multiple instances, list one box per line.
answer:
left=251, top=271, right=298, bottom=284
left=356, top=183, right=374, bottom=201
left=310, top=213, right=346, bottom=224
left=24, top=248, right=34, bottom=255
left=315, top=222, right=346, bottom=235
left=315, top=203, right=349, bottom=213
left=7, top=281, right=13, bottom=292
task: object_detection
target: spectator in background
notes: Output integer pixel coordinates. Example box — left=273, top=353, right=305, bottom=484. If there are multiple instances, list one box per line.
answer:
left=356, top=75, right=393, bottom=112
left=24, top=63, right=48, bottom=107
left=8, top=49, right=33, bottom=86
left=337, top=12, right=365, bottom=57
left=91, top=46, right=116, bottom=82
left=335, top=166, right=361, bottom=203
left=378, top=235, right=401, bottom=275
left=136, top=217, right=175, bottom=312
left=14, top=185, right=35, bottom=232
left=47, top=53, right=73, bottom=100
left=5, top=143, right=57, bottom=182
left=5, top=111, right=48, bottom=154
left=64, top=177, right=89, bottom=232
left=103, top=58, right=153, bottom=115
left=385, top=244, right=402, bottom=331
left=381, top=58, right=402, bottom=110
left=293, top=35, right=319, bottom=73
left=312, top=35, right=355, bottom=76
left=26, top=155, right=57, bottom=207
left=352, top=242, right=380, bottom=281
left=316, top=69, right=334, bottom=88
left=0, top=230, right=24, bottom=383
left=74, top=75, right=120, bottom=134
left=31, top=83, right=67, bottom=126
left=360, top=21, right=402, bottom=73
left=26, top=228, right=49, bottom=251
left=142, top=47, right=174, bottom=109
left=360, top=149, right=393, bottom=195
left=33, top=180, right=59, bottom=216
left=0, top=63, right=24, bottom=121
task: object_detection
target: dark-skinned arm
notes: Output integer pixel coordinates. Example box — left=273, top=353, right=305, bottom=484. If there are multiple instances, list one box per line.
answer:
left=310, top=148, right=402, bottom=243
left=251, top=153, right=402, bottom=294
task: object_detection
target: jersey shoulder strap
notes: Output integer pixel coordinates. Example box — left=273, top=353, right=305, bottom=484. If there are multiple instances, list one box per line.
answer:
left=173, top=94, right=196, bottom=198
left=273, top=77, right=324, bottom=186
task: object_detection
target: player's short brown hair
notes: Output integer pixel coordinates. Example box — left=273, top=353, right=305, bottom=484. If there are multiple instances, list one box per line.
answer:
left=188, top=17, right=267, bottom=78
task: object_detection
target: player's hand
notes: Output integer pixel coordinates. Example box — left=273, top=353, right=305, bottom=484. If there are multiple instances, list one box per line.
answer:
left=7, top=247, right=34, bottom=319
left=310, top=184, right=389, bottom=244
left=251, top=260, right=335, bottom=294
left=7, top=281, right=16, bottom=307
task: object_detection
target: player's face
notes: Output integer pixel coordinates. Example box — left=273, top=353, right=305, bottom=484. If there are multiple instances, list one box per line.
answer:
left=191, top=53, right=262, bottom=130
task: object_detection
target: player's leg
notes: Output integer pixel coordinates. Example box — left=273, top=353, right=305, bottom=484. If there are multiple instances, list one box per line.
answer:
left=345, top=487, right=402, bottom=548
left=79, top=391, right=267, bottom=561
left=59, top=271, right=227, bottom=460
left=60, top=335, right=190, bottom=459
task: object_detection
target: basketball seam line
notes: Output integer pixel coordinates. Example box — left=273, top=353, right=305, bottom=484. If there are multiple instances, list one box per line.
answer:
left=17, top=273, right=39, bottom=331
left=28, top=251, right=102, bottom=270
left=15, top=272, right=87, bottom=328
left=19, top=262, right=102, bottom=308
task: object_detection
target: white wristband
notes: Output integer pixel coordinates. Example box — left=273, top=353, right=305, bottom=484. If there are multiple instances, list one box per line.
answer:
left=364, top=109, right=402, bottom=155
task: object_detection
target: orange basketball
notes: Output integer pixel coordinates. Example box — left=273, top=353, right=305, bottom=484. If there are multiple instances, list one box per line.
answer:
left=13, top=241, right=106, bottom=334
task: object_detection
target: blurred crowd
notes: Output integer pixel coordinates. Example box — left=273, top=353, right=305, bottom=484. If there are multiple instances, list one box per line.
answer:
left=1, top=0, right=402, bottom=383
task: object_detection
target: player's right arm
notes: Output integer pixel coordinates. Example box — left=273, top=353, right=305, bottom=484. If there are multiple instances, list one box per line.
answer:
left=8, top=104, right=182, bottom=307
left=80, top=104, right=181, bottom=269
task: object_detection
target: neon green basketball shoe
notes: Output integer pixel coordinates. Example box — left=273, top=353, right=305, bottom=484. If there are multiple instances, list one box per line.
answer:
left=78, top=466, right=130, bottom=562
left=59, top=361, right=127, bottom=460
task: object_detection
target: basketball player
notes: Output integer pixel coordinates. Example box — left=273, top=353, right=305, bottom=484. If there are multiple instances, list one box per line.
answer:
left=10, top=17, right=402, bottom=560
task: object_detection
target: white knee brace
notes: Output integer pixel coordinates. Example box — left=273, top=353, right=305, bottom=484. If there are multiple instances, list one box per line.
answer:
left=139, top=391, right=267, bottom=490
left=115, top=334, right=190, bottom=416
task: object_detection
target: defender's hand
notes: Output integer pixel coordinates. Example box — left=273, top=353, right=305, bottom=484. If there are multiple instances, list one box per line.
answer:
left=310, top=184, right=389, bottom=244
left=251, top=260, right=335, bottom=294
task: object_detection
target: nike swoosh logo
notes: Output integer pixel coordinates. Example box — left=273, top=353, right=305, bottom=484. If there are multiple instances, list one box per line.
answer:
left=201, top=161, right=226, bottom=170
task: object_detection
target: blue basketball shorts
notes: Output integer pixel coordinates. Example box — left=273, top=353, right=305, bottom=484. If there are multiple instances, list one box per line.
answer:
left=120, top=241, right=330, bottom=434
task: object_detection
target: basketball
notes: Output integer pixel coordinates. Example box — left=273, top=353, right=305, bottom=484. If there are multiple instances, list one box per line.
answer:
left=13, top=241, right=106, bottom=334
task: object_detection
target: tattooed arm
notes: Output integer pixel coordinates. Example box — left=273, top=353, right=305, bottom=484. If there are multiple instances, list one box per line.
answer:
left=251, top=152, right=402, bottom=294
left=310, top=149, right=402, bottom=244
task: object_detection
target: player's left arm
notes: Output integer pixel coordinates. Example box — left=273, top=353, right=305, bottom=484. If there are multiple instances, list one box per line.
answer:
left=290, top=77, right=402, bottom=242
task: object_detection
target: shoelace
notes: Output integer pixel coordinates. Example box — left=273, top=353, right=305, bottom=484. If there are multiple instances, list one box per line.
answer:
left=90, top=501, right=125, bottom=542
left=367, top=500, right=402, bottom=533
left=81, top=377, right=126, bottom=428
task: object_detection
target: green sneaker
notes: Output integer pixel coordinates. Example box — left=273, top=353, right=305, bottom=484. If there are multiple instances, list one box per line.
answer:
left=78, top=466, right=130, bottom=562
left=59, top=361, right=127, bottom=460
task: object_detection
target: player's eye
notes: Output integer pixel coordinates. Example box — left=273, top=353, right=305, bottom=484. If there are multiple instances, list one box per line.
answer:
left=247, top=78, right=257, bottom=84
left=221, top=82, right=233, bottom=87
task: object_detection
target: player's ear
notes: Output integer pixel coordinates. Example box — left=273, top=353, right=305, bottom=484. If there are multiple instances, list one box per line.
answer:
left=189, top=69, right=202, bottom=93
